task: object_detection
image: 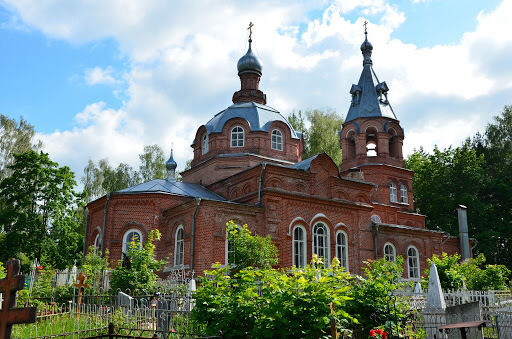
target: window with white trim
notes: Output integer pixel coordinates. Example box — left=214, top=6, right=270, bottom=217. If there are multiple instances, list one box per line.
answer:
left=383, top=243, right=396, bottom=262
left=271, top=129, right=283, bottom=151
left=312, top=222, right=329, bottom=263
left=335, top=230, right=348, bottom=269
left=122, top=229, right=142, bottom=256
left=202, top=134, right=209, bottom=154
left=231, top=126, right=244, bottom=147
left=407, top=246, right=420, bottom=279
left=292, top=225, right=306, bottom=268
left=399, top=184, right=408, bottom=204
left=225, top=224, right=241, bottom=265
left=174, top=226, right=184, bottom=267
left=389, top=182, right=398, bottom=203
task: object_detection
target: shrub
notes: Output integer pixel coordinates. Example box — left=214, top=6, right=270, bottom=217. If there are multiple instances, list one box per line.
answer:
left=110, top=229, right=165, bottom=295
left=82, top=246, right=110, bottom=291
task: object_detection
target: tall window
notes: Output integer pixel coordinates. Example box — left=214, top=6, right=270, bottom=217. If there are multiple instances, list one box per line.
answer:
left=389, top=182, right=397, bottom=203
left=271, top=129, right=283, bottom=151
left=407, top=246, right=420, bottom=279
left=225, top=224, right=241, bottom=265
left=399, top=184, right=408, bottom=204
left=174, top=226, right=184, bottom=267
left=292, top=225, right=306, bottom=268
left=383, top=243, right=396, bottom=262
left=202, top=134, right=209, bottom=154
left=122, top=229, right=142, bottom=256
left=312, top=222, right=329, bottom=263
left=335, top=230, right=348, bottom=269
left=231, top=126, right=244, bottom=147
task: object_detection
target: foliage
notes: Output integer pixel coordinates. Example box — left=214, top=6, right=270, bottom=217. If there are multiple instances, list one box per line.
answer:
left=192, top=255, right=354, bottom=338
left=288, top=109, right=344, bottom=164
left=82, top=246, right=110, bottom=291
left=407, top=106, right=512, bottom=270
left=138, top=144, right=167, bottom=182
left=0, top=261, right=5, bottom=279
left=347, top=257, right=414, bottom=337
left=0, top=151, right=84, bottom=269
left=0, top=114, right=42, bottom=180
left=226, top=220, right=279, bottom=271
left=422, top=253, right=511, bottom=290
left=110, top=229, right=165, bottom=294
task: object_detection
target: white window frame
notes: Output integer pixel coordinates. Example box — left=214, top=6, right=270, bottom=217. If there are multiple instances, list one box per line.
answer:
left=399, top=184, right=408, bottom=204
left=174, top=225, right=185, bottom=267
left=202, top=134, right=209, bottom=155
left=312, top=222, right=330, bottom=263
left=407, top=245, right=420, bottom=279
left=271, top=129, right=283, bottom=151
left=225, top=223, right=241, bottom=265
left=292, top=225, right=306, bottom=268
left=389, top=182, right=398, bottom=203
left=122, top=229, right=143, bottom=256
left=335, top=230, right=349, bottom=270
left=383, top=242, right=396, bottom=262
left=230, top=126, right=244, bottom=147
left=371, top=215, right=381, bottom=223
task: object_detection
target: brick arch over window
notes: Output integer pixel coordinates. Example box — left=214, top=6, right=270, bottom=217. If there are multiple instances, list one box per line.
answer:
left=287, top=217, right=308, bottom=236
left=309, top=213, right=330, bottom=230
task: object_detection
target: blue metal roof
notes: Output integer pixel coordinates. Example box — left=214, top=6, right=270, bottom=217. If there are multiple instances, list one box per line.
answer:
left=204, top=102, right=300, bottom=139
left=290, top=154, right=320, bottom=171
left=345, top=35, right=397, bottom=123
left=116, top=179, right=225, bottom=201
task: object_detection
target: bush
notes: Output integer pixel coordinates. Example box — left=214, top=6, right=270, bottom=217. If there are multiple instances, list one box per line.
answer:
left=82, top=245, right=109, bottom=291
left=110, top=229, right=165, bottom=295
left=192, top=255, right=354, bottom=338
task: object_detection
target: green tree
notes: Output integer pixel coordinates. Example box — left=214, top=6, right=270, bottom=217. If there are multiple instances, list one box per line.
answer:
left=0, top=115, right=42, bottom=180
left=192, top=256, right=354, bottom=338
left=138, top=144, right=166, bottom=182
left=110, top=229, right=165, bottom=294
left=226, top=220, right=279, bottom=271
left=0, top=151, right=84, bottom=269
left=82, top=246, right=110, bottom=291
left=0, top=261, right=5, bottom=279
left=288, top=109, right=343, bottom=164
left=423, top=253, right=465, bottom=290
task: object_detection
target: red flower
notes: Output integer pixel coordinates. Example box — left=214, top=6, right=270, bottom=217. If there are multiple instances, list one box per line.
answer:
left=370, top=329, right=376, bottom=337
left=39, top=266, right=43, bottom=270
left=382, top=332, right=388, bottom=339
left=376, top=329, right=383, bottom=335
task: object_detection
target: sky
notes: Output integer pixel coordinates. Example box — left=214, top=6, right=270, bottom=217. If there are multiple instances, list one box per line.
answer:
left=0, top=0, right=511, bottom=180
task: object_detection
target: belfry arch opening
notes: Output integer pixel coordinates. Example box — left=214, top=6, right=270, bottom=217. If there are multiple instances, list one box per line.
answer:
left=388, top=128, right=397, bottom=158
left=346, top=130, right=356, bottom=159
left=366, top=127, right=378, bottom=157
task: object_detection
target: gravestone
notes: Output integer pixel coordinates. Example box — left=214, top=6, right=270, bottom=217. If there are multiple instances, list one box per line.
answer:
left=156, top=299, right=170, bottom=334
left=444, top=302, right=483, bottom=339
left=421, top=263, right=447, bottom=339
left=0, top=259, right=37, bottom=339
left=117, top=291, right=134, bottom=310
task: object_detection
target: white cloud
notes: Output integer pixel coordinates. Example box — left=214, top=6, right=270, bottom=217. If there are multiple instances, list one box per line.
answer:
left=84, top=66, right=116, bottom=85
left=4, top=0, right=512, bottom=175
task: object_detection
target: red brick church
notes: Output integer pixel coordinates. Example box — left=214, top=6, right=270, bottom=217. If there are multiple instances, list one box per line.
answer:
left=85, top=30, right=464, bottom=278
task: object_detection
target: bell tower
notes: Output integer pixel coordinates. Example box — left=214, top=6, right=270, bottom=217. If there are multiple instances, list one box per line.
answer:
left=339, top=24, right=412, bottom=211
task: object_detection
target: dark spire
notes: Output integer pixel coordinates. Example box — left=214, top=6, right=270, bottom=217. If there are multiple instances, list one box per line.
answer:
left=344, top=22, right=396, bottom=123
left=232, top=22, right=266, bottom=105
left=165, top=148, right=177, bottom=181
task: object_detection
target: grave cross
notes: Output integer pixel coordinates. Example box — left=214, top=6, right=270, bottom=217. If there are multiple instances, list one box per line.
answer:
left=0, top=259, right=36, bottom=339
left=73, top=273, right=89, bottom=305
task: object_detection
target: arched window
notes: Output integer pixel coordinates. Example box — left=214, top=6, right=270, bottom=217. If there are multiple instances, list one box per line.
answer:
left=366, top=142, right=377, bottom=157
left=122, top=229, right=142, bottom=256
left=225, top=223, right=241, bottom=265
left=93, top=233, right=101, bottom=253
left=292, top=225, right=306, bottom=268
left=271, top=129, right=283, bottom=151
left=383, top=243, right=396, bottom=262
left=366, top=127, right=378, bottom=157
left=231, top=126, right=244, bottom=147
left=202, top=134, right=209, bottom=154
left=389, top=182, right=397, bottom=203
left=399, top=184, right=408, bottom=204
left=371, top=215, right=381, bottom=223
left=174, top=226, right=184, bottom=267
left=335, top=230, right=348, bottom=270
left=407, top=246, right=420, bottom=279
left=312, top=222, right=329, bottom=263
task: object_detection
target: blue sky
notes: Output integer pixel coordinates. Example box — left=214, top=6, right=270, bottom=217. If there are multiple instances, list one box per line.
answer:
left=0, top=0, right=511, bottom=178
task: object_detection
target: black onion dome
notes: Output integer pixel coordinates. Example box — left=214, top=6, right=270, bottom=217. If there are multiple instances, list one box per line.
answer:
left=165, top=151, right=177, bottom=170
left=237, top=39, right=262, bottom=75
left=360, top=36, right=373, bottom=53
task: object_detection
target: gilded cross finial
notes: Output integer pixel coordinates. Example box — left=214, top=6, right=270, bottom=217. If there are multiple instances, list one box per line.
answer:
left=363, top=20, right=368, bottom=35
left=248, top=22, right=254, bottom=40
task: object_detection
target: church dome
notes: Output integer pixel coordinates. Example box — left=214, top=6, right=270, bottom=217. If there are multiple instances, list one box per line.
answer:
left=237, top=39, right=262, bottom=75
left=360, top=37, right=373, bottom=53
left=165, top=152, right=177, bottom=170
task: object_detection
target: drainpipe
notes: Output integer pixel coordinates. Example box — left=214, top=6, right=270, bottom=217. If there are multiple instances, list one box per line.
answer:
left=101, top=193, right=111, bottom=255
left=373, top=222, right=380, bottom=259
left=257, top=163, right=267, bottom=205
left=190, top=198, right=201, bottom=272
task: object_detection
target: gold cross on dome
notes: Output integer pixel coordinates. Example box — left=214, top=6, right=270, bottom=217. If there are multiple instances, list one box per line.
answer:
left=248, top=22, right=254, bottom=39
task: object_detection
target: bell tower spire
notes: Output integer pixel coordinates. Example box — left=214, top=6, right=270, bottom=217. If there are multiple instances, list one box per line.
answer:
left=232, top=22, right=267, bottom=105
